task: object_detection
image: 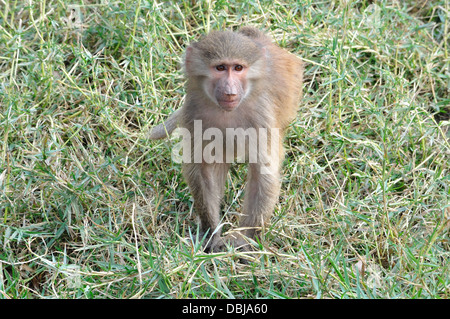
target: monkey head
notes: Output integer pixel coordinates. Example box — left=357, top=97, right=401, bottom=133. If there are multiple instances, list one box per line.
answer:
left=184, top=30, right=267, bottom=112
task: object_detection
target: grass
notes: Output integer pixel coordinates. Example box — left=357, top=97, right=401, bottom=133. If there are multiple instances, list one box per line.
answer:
left=0, top=0, right=449, bottom=299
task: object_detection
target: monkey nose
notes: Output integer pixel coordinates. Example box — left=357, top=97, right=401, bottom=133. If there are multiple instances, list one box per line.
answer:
left=224, top=84, right=238, bottom=96
left=224, top=88, right=237, bottom=95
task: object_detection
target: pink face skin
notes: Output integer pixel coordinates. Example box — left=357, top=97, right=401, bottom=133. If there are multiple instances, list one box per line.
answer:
left=208, top=62, right=248, bottom=112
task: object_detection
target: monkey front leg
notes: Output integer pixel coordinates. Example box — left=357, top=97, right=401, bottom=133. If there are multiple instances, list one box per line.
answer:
left=239, top=162, right=281, bottom=247
left=183, top=162, right=229, bottom=250
left=213, top=161, right=281, bottom=252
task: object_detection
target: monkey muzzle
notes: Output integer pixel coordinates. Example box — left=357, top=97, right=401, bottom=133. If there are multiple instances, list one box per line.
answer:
left=218, top=98, right=240, bottom=111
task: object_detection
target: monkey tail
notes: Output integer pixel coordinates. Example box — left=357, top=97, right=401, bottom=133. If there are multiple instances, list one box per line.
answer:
left=149, top=109, right=181, bottom=140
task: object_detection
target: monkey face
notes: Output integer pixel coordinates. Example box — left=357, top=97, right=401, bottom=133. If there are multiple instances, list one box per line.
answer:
left=204, top=61, right=249, bottom=111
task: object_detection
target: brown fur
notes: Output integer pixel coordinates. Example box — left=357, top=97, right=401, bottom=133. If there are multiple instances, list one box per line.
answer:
left=150, top=27, right=303, bottom=252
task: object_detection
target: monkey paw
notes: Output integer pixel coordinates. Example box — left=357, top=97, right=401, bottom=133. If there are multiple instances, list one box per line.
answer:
left=206, top=232, right=253, bottom=253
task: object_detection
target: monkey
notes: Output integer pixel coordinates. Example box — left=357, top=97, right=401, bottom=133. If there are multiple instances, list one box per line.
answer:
left=150, top=26, right=303, bottom=252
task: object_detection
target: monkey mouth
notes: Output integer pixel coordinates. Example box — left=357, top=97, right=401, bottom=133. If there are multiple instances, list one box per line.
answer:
left=218, top=99, right=240, bottom=111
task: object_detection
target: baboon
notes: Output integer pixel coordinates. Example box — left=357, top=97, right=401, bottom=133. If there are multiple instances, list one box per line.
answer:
left=150, top=26, right=303, bottom=252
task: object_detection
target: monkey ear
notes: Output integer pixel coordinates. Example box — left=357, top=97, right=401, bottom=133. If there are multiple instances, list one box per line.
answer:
left=261, top=47, right=268, bottom=59
left=185, top=42, right=200, bottom=58
left=184, top=46, right=194, bottom=72
left=184, top=45, right=209, bottom=77
left=185, top=46, right=194, bottom=60
left=253, top=44, right=268, bottom=61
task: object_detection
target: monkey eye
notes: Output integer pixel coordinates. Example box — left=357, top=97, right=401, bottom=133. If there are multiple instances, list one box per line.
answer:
left=234, top=65, right=244, bottom=71
left=215, top=65, right=226, bottom=71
